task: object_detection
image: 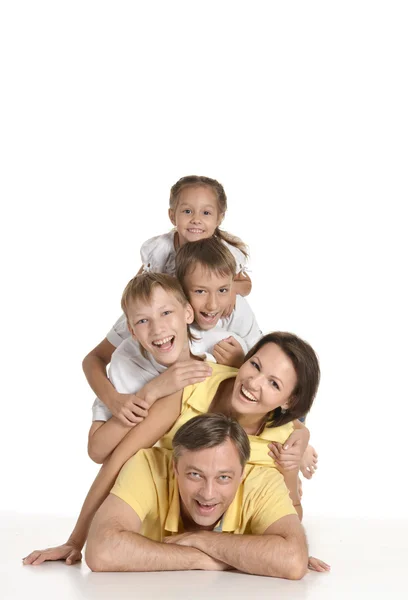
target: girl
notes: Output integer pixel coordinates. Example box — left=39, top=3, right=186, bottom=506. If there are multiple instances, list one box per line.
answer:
left=139, top=175, right=252, bottom=311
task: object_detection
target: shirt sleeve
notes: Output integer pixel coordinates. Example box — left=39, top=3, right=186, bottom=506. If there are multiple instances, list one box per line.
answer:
left=228, top=296, right=262, bottom=351
left=110, top=451, right=158, bottom=520
left=106, top=314, right=130, bottom=347
left=140, top=233, right=174, bottom=273
left=92, top=397, right=112, bottom=422
left=248, top=469, right=297, bottom=534
left=223, top=241, right=248, bottom=275
left=108, top=345, right=154, bottom=394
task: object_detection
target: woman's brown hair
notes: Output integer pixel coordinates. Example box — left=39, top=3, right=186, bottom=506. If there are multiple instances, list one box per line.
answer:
left=244, top=332, right=321, bottom=428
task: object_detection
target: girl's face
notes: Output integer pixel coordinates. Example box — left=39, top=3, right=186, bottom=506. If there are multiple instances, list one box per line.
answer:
left=126, top=286, right=194, bottom=366
left=169, top=186, right=223, bottom=246
left=230, top=343, right=298, bottom=421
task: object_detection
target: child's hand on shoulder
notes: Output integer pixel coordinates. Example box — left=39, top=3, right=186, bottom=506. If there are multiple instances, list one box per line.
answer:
left=213, top=337, right=245, bottom=369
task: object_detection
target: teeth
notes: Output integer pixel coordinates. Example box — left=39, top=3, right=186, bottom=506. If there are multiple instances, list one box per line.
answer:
left=241, top=385, right=258, bottom=402
left=188, top=228, right=204, bottom=233
left=202, top=312, right=217, bottom=318
left=152, top=336, right=173, bottom=346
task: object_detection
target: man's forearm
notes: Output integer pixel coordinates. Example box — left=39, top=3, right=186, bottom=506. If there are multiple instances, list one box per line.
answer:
left=186, top=531, right=308, bottom=579
left=87, top=530, right=213, bottom=572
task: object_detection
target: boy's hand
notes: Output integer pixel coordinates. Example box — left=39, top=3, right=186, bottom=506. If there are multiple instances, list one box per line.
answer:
left=22, top=541, right=82, bottom=566
left=108, top=392, right=150, bottom=427
left=144, top=360, right=212, bottom=404
left=268, top=428, right=310, bottom=470
left=213, top=337, right=246, bottom=368
left=220, top=289, right=237, bottom=319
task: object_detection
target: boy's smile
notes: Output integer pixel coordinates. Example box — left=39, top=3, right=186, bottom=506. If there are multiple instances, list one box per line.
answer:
left=182, top=264, right=233, bottom=330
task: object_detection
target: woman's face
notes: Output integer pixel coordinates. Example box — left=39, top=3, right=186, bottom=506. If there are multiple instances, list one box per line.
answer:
left=230, top=343, right=298, bottom=420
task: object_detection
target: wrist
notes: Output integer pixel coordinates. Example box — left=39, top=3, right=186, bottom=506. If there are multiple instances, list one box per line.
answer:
left=141, top=381, right=159, bottom=407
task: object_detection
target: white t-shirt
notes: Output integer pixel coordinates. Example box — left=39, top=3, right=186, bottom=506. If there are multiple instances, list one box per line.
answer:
left=106, top=295, right=262, bottom=356
left=140, top=230, right=248, bottom=276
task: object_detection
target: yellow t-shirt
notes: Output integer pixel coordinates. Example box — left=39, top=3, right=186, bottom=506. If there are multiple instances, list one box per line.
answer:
left=110, top=447, right=297, bottom=542
left=159, top=363, right=294, bottom=467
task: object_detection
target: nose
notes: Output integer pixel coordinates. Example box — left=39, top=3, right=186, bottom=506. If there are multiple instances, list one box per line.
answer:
left=205, top=293, right=218, bottom=312
left=200, top=479, right=215, bottom=501
left=190, top=212, right=202, bottom=224
left=150, top=318, right=166, bottom=337
left=247, top=372, right=263, bottom=391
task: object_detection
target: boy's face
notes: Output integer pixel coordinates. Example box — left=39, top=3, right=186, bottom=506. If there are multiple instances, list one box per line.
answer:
left=126, top=286, right=194, bottom=366
left=169, top=186, right=224, bottom=247
left=182, top=264, right=233, bottom=330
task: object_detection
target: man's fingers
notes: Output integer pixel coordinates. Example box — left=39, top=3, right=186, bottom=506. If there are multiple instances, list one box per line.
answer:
left=308, top=556, right=330, bottom=572
left=65, top=550, right=82, bottom=565
left=22, top=551, right=41, bottom=565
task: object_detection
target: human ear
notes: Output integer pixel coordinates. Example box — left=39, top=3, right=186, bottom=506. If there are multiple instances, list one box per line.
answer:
left=217, top=212, right=225, bottom=227
left=185, top=303, right=194, bottom=325
left=169, top=208, right=176, bottom=226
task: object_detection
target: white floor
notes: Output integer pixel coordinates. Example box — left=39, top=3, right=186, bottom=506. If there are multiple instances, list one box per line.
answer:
left=1, top=512, right=407, bottom=600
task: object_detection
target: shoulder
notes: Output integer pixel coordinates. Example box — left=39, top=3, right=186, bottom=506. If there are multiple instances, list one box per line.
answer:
left=140, top=231, right=175, bottom=270
left=183, top=363, right=237, bottom=407
left=222, top=240, right=247, bottom=273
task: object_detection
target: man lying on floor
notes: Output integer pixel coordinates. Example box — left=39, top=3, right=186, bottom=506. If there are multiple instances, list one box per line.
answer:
left=86, top=413, right=309, bottom=579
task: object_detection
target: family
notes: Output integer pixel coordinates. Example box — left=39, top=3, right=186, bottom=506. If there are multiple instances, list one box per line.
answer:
left=23, top=175, right=329, bottom=578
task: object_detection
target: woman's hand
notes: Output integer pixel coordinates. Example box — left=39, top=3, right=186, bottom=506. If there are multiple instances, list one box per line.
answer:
left=268, top=427, right=310, bottom=470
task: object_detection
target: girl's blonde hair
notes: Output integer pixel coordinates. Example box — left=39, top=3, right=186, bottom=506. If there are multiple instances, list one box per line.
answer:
left=169, top=175, right=248, bottom=258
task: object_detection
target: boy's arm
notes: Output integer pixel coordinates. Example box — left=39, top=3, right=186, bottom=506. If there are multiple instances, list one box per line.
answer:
left=88, top=360, right=212, bottom=463
left=86, top=495, right=227, bottom=572
left=83, top=338, right=150, bottom=426
left=22, top=391, right=183, bottom=566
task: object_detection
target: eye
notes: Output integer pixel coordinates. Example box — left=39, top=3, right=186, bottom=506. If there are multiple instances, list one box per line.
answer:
left=188, top=472, right=201, bottom=479
left=162, top=310, right=172, bottom=316
left=218, top=475, right=231, bottom=482
left=250, top=360, right=260, bottom=371
left=183, top=209, right=192, bottom=214
left=270, top=380, right=280, bottom=390
left=194, top=289, right=206, bottom=295
left=203, top=210, right=211, bottom=216
left=136, top=318, right=148, bottom=325
left=219, top=287, right=229, bottom=294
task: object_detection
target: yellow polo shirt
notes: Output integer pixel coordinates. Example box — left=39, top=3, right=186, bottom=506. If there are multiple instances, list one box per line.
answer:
left=110, top=447, right=297, bottom=542
left=159, top=363, right=294, bottom=467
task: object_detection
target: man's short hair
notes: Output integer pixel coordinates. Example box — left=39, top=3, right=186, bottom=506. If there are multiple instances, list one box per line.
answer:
left=172, top=413, right=250, bottom=469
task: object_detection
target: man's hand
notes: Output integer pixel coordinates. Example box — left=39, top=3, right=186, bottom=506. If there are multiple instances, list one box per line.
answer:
left=144, top=360, right=212, bottom=404
left=220, top=289, right=237, bottom=319
left=163, top=533, right=230, bottom=571
left=109, top=392, right=150, bottom=427
left=213, top=337, right=245, bottom=368
left=22, top=541, right=82, bottom=566
left=268, top=428, right=310, bottom=471
left=308, top=556, right=330, bottom=572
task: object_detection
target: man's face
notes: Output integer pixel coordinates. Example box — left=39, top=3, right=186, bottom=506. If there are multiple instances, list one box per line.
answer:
left=126, top=286, right=194, bottom=366
left=169, top=186, right=223, bottom=246
left=174, top=439, right=243, bottom=530
left=182, top=264, right=233, bottom=330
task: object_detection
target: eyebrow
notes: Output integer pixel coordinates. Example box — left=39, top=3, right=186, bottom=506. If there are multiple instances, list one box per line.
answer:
left=179, top=203, right=216, bottom=210
left=184, top=466, right=236, bottom=475
left=256, top=356, right=284, bottom=388
left=131, top=304, right=175, bottom=319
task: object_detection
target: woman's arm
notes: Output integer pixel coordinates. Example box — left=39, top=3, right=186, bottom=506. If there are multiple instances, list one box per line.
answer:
left=23, top=391, right=183, bottom=566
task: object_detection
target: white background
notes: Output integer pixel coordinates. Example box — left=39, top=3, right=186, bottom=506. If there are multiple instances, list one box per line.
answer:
left=1, top=1, right=407, bottom=521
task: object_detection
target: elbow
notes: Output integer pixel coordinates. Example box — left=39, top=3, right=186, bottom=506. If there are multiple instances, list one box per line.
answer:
left=85, top=541, right=110, bottom=572
left=88, top=439, right=108, bottom=465
left=284, top=550, right=308, bottom=580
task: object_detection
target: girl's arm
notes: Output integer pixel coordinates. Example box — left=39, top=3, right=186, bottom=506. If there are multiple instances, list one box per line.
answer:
left=23, top=390, right=183, bottom=566
left=233, top=271, right=252, bottom=297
